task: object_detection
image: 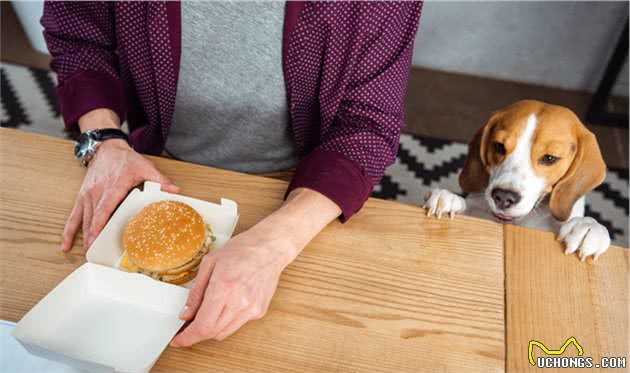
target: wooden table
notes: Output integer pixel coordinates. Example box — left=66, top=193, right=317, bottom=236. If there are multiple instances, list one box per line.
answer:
left=0, top=129, right=627, bottom=372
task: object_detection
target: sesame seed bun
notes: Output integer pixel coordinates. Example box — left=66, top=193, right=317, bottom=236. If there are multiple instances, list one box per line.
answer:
left=123, top=201, right=206, bottom=272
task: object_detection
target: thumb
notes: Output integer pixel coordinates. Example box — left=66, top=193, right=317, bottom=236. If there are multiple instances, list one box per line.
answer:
left=144, top=168, right=181, bottom=194
left=180, top=254, right=216, bottom=320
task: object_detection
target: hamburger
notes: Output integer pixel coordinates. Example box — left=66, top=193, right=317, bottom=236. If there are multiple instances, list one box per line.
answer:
left=119, top=200, right=215, bottom=285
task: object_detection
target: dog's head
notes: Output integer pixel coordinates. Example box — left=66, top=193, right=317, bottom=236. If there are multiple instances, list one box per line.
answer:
left=459, top=100, right=606, bottom=222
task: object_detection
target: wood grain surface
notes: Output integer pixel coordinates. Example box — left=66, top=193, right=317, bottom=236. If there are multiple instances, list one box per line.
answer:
left=0, top=129, right=505, bottom=372
left=505, top=225, right=629, bottom=372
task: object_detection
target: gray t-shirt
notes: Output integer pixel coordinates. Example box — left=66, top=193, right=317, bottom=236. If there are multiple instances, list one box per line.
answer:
left=166, top=1, right=298, bottom=173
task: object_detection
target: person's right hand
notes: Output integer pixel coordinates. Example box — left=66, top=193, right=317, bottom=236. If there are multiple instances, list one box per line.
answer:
left=61, top=139, right=180, bottom=253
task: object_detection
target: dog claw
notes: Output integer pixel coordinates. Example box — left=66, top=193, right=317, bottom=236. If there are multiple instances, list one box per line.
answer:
left=422, top=189, right=465, bottom=221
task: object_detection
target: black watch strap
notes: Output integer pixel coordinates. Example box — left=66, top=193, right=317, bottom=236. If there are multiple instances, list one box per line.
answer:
left=94, top=128, right=130, bottom=144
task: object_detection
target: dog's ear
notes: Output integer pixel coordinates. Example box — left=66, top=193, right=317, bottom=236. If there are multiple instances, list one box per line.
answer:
left=459, top=112, right=499, bottom=192
left=549, top=126, right=606, bottom=222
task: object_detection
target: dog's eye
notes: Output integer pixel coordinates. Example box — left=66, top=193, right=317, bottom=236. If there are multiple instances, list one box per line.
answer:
left=540, top=154, right=559, bottom=165
left=493, top=142, right=506, bottom=155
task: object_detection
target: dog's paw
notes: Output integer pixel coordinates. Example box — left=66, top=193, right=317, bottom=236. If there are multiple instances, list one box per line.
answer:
left=557, top=217, right=611, bottom=261
left=422, top=188, right=466, bottom=219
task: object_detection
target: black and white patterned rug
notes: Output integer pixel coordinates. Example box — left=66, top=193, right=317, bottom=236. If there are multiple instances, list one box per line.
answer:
left=2, top=62, right=628, bottom=247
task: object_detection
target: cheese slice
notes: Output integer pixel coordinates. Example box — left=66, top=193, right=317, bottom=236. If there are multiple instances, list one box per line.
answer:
left=119, top=251, right=139, bottom=273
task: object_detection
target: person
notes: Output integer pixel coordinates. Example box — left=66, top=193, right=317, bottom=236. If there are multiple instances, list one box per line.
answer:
left=42, top=1, right=422, bottom=346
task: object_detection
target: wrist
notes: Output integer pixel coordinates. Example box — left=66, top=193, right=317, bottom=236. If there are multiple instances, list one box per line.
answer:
left=85, top=139, right=131, bottom=168
left=78, top=108, right=121, bottom=133
left=248, top=188, right=342, bottom=268
left=97, top=138, right=131, bottom=152
left=249, top=218, right=301, bottom=269
left=74, top=109, right=129, bottom=166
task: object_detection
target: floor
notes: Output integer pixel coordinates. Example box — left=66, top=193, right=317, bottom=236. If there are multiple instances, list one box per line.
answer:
left=2, top=1, right=628, bottom=169
left=405, top=67, right=629, bottom=169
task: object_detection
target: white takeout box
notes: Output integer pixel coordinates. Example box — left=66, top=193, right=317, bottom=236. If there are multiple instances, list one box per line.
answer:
left=12, top=182, right=239, bottom=373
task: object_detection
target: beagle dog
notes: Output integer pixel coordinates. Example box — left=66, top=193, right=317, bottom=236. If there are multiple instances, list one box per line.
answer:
left=423, top=100, right=610, bottom=261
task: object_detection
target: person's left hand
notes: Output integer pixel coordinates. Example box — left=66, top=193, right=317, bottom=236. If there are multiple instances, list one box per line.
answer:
left=170, top=187, right=342, bottom=346
left=170, top=227, right=296, bottom=345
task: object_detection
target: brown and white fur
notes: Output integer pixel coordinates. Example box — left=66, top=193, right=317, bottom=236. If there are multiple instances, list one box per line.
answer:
left=423, top=100, right=610, bottom=261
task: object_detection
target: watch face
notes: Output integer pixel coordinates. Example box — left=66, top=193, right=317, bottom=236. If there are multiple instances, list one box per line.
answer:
left=74, top=131, right=98, bottom=159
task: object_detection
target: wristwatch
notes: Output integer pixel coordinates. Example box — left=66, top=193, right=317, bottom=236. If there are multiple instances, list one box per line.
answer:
left=74, top=128, right=130, bottom=166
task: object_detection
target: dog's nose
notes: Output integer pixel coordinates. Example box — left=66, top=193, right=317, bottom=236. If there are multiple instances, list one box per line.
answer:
left=491, top=188, right=521, bottom=209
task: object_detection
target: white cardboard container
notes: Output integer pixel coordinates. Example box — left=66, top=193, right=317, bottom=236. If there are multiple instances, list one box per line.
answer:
left=12, top=182, right=239, bottom=373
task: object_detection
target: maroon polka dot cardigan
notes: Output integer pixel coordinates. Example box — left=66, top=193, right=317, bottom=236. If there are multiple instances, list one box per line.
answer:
left=42, top=1, right=422, bottom=221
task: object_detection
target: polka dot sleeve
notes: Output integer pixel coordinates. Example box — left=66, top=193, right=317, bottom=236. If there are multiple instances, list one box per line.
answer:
left=41, top=1, right=126, bottom=131
left=41, top=1, right=423, bottom=221
left=286, top=2, right=422, bottom=220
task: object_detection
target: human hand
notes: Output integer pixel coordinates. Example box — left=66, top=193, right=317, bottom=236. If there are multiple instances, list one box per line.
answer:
left=170, top=227, right=296, bottom=345
left=61, top=132, right=180, bottom=252
left=170, top=188, right=341, bottom=345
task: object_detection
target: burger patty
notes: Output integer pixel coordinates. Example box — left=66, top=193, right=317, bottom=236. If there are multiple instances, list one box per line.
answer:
left=122, top=225, right=216, bottom=282
left=144, top=241, right=209, bottom=278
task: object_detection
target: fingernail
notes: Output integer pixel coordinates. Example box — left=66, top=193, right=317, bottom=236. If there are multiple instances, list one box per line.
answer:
left=179, top=305, right=190, bottom=319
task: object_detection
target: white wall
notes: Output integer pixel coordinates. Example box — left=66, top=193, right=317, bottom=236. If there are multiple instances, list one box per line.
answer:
left=413, top=1, right=629, bottom=96
left=12, top=1, right=47, bottom=54
left=12, top=0, right=629, bottom=96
